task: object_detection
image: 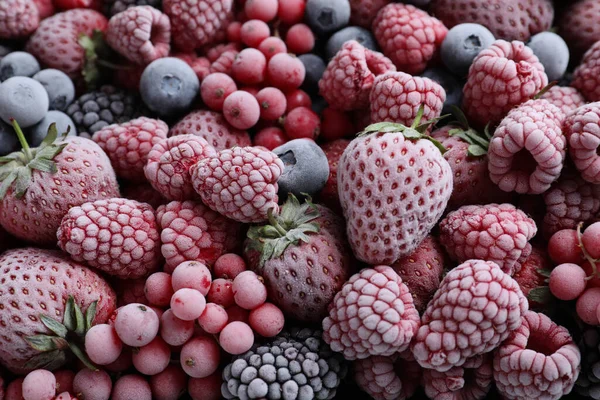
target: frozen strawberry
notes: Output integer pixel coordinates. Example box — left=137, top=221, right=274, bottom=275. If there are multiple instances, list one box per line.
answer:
left=558, top=0, right=600, bottom=60
left=0, top=0, right=39, bottom=39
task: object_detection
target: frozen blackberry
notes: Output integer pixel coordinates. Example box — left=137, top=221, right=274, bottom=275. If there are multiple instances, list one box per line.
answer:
left=66, top=85, right=148, bottom=137
left=222, top=335, right=346, bottom=400
left=576, top=326, right=600, bottom=399
left=103, top=0, right=162, bottom=17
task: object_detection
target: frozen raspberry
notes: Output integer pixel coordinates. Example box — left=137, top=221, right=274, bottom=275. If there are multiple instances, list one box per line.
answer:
left=463, top=40, right=548, bottom=128
left=349, top=0, right=390, bottom=28
left=369, top=71, right=446, bottom=126
left=222, top=90, right=261, bottom=130
left=564, top=102, right=600, bottom=184
left=493, top=311, right=580, bottom=400
left=422, top=354, right=493, bottom=400
left=319, top=40, right=395, bottom=111
left=286, top=24, right=315, bottom=54
left=258, top=36, right=287, bottom=60
left=209, top=49, right=238, bottom=75
left=373, top=3, right=448, bottom=74
left=112, top=374, right=151, bottom=400
left=163, top=0, right=233, bottom=51
left=240, top=19, right=270, bottom=48
left=170, top=110, right=251, bottom=151
left=144, top=135, right=216, bottom=201
left=255, top=87, right=286, bottom=121
left=106, top=6, right=170, bottom=65
left=200, top=73, right=237, bottom=111
left=439, top=203, right=537, bottom=275
left=231, top=48, right=267, bottom=85
left=156, top=200, right=241, bottom=271
left=488, top=99, right=566, bottom=194
left=93, top=117, right=168, bottom=182
left=322, top=266, right=420, bottom=360
left=411, top=260, right=528, bottom=372
left=190, top=146, right=284, bottom=223
left=354, top=353, right=421, bottom=400
left=206, top=42, right=241, bottom=63
left=266, top=53, right=306, bottom=92
left=0, top=0, right=39, bottom=39
left=541, top=86, right=586, bottom=115
left=391, top=236, right=445, bottom=314
left=284, top=106, right=321, bottom=140
left=150, top=365, right=187, bottom=400
left=572, top=41, right=600, bottom=102
left=558, top=0, right=600, bottom=60
left=57, top=198, right=161, bottom=279
left=173, top=52, right=212, bottom=81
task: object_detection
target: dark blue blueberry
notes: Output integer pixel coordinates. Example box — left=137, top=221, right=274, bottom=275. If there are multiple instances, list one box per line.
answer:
left=273, top=139, right=330, bottom=198
left=299, top=54, right=326, bottom=96
left=305, top=0, right=350, bottom=36
left=140, top=57, right=199, bottom=117
left=0, top=51, right=41, bottom=81
left=325, top=26, right=376, bottom=59
left=421, top=67, right=464, bottom=115
left=0, top=77, right=49, bottom=128
left=0, top=119, right=19, bottom=156
left=527, top=32, right=570, bottom=82
left=441, top=23, right=495, bottom=77
left=33, top=69, right=76, bottom=111
left=311, top=96, right=328, bottom=114
left=26, top=111, right=77, bottom=147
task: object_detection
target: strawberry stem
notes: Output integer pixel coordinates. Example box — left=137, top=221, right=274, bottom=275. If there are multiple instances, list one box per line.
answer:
left=10, top=118, right=32, bottom=161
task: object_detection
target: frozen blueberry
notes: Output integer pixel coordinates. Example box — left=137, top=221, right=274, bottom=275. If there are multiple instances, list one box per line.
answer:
left=311, top=96, right=328, bottom=114
left=441, top=23, right=495, bottom=77
left=299, top=54, right=326, bottom=96
left=0, top=119, right=19, bottom=156
left=305, top=0, right=351, bottom=36
left=33, top=69, right=76, bottom=111
left=140, top=57, right=199, bottom=117
left=0, top=45, right=11, bottom=61
left=422, top=67, right=463, bottom=115
left=273, top=139, right=330, bottom=198
left=26, top=111, right=77, bottom=147
left=0, top=77, right=49, bottom=128
left=0, top=51, right=41, bottom=81
left=527, top=32, right=570, bottom=82
left=325, top=26, right=376, bottom=59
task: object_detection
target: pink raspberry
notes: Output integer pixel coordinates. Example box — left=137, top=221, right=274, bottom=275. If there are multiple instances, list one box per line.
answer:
left=349, top=0, right=391, bottom=28
left=319, top=40, right=396, bottom=111
left=144, top=135, right=217, bottom=201
left=411, top=260, right=528, bottom=372
left=222, top=90, right=261, bottom=130
left=493, top=311, right=580, bottom=399
left=106, top=6, right=171, bottom=65
left=170, top=110, right=251, bottom=151
left=372, top=3, right=448, bottom=74
left=322, top=266, right=420, bottom=360
left=206, top=42, right=241, bottom=62
left=209, top=49, right=238, bottom=75
left=93, top=117, right=168, bottom=182
left=173, top=52, right=211, bottom=81
left=163, top=0, right=233, bottom=51
left=369, top=71, right=446, bottom=126
left=541, top=86, right=586, bottom=115
left=572, top=41, right=600, bottom=102
left=0, top=0, right=39, bottom=39
left=463, top=40, right=548, bottom=128
left=354, top=353, right=421, bottom=400
left=156, top=200, right=241, bottom=272
left=564, top=102, right=600, bottom=184
left=190, top=146, right=284, bottom=223
left=200, top=73, right=237, bottom=111
left=439, top=203, right=537, bottom=275
left=121, top=182, right=167, bottom=209
left=422, top=354, right=494, bottom=400
left=488, top=99, right=567, bottom=194
left=57, top=198, right=161, bottom=279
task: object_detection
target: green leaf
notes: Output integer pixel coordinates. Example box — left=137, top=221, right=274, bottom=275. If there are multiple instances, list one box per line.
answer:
left=0, top=170, right=17, bottom=199
left=534, top=81, right=558, bottom=100
left=467, top=145, right=487, bottom=157
left=0, top=154, right=22, bottom=164
left=68, top=342, right=99, bottom=371
left=402, top=128, right=422, bottom=139
left=537, top=268, right=552, bottom=278
left=23, top=350, right=66, bottom=371
left=483, top=123, right=494, bottom=140
left=450, top=105, right=469, bottom=129
left=14, top=167, right=32, bottom=198
left=464, top=129, right=490, bottom=150
left=40, top=315, right=68, bottom=338
left=425, top=136, right=447, bottom=155
left=63, top=296, right=76, bottom=332
left=528, top=286, right=552, bottom=304
left=40, top=123, right=58, bottom=149
left=449, top=130, right=474, bottom=144
left=411, top=104, right=425, bottom=128
left=85, top=301, right=97, bottom=331
left=73, top=300, right=86, bottom=336
left=29, top=158, right=57, bottom=173
left=25, top=335, right=68, bottom=352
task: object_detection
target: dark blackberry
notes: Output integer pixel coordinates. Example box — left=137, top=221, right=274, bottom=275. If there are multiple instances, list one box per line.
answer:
left=65, top=85, right=148, bottom=137
left=576, top=326, right=600, bottom=399
left=102, top=0, right=162, bottom=17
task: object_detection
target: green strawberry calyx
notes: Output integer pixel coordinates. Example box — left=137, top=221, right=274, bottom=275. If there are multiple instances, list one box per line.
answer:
left=24, top=296, right=99, bottom=371
left=447, top=105, right=491, bottom=157
left=246, top=194, right=321, bottom=268
left=360, top=104, right=448, bottom=155
left=0, top=119, right=69, bottom=200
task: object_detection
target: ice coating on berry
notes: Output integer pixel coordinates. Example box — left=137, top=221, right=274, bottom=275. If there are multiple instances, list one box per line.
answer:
left=188, top=372, right=222, bottom=400
left=85, top=323, right=123, bottom=365
left=572, top=41, right=600, bottom=102
left=198, top=303, right=229, bottom=334
left=200, top=73, right=237, bottom=111
left=220, top=321, right=254, bottom=355
left=72, top=369, right=112, bottom=400
left=22, top=369, right=56, bottom=400
left=353, top=353, right=421, bottom=400
left=232, top=270, right=267, bottom=310
left=114, top=303, right=159, bottom=347
left=411, top=259, right=528, bottom=372
left=222, top=91, right=261, bottom=130
left=322, top=266, right=420, bottom=360
left=549, top=263, right=587, bottom=301
left=57, top=198, right=161, bottom=279
left=439, top=203, right=537, bottom=275
left=132, top=336, right=171, bottom=376
left=493, top=311, right=580, bottom=400
left=112, top=374, right=152, bottom=400
left=577, top=288, right=600, bottom=325
left=144, top=272, right=174, bottom=307
left=180, top=336, right=221, bottom=378
left=170, top=288, right=206, bottom=321
left=0, top=0, right=39, bottom=39
left=207, top=278, right=235, bottom=308
left=564, top=102, right=600, bottom=184
left=160, top=309, right=194, bottom=346
left=214, top=253, right=246, bottom=279
left=249, top=302, right=285, bottom=337
left=150, top=365, right=187, bottom=400
left=171, top=261, right=212, bottom=295
left=540, top=86, right=586, bottom=115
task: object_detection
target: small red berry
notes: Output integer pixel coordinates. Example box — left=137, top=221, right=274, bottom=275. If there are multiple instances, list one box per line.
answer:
left=253, top=127, right=287, bottom=150
left=200, top=73, right=237, bottom=111
left=284, top=106, right=320, bottom=140
left=285, top=24, right=315, bottom=54
left=240, top=86, right=261, bottom=97
left=267, top=53, right=305, bottom=91
left=245, top=0, right=278, bottom=22
left=226, top=21, right=242, bottom=42
left=285, top=89, right=311, bottom=112
left=256, top=87, right=287, bottom=120
left=548, top=229, right=583, bottom=265
left=320, top=107, right=354, bottom=141
left=277, top=0, right=305, bottom=25
left=549, top=263, right=587, bottom=300
left=583, top=222, right=600, bottom=259
left=223, top=90, right=261, bottom=129
left=258, top=36, right=287, bottom=60
left=240, top=19, right=270, bottom=48
left=231, top=48, right=266, bottom=85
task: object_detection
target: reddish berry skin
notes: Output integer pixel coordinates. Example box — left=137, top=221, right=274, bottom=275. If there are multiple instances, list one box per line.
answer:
left=223, top=90, right=261, bottom=130
left=0, top=0, right=39, bottom=39
left=248, top=303, right=285, bottom=337
left=112, top=374, right=151, bottom=400
left=266, top=53, right=306, bottom=92
left=256, top=87, right=287, bottom=120
left=285, top=89, right=311, bottom=112
left=285, top=24, right=315, bottom=54
left=548, top=229, right=583, bottom=265
left=284, top=106, right=320, bottom=140
left=258, top=36, right=287, bottom=60
left=150, top=365, right=187, bottom=400
left=320, top=108, right=354, bottom=142
left=577, top=287, right=600, bottom=325
left=188, top=372, right=222, bottom=400
left=200, top=73, right=237, bottom=111
left=558, top=0, right=600, bottom=60
left=373, top=3, right=448, bottom=74
left=172, top=52, right=211, bottom=81
left=583, top=222, right=600, bottom=259
left=349, top=0, right=390, bottom=28
left=181, top=336, right=221, bottom=378
left=33, top=0, right=54, bottom=19
left=92, top=116, right=168, bottom=182
left=231, top=48, right=267, bottom=85
left=549, top=263, right=587, bottom=300
left=277, top=0, right=305, bottom=24
left=253, top=127, right=287, bottom=150
left=207, top=278, right=235, bottom=308
left=206, top=42, right=241, bottom=62
left=214, top=253, right=246, bottom=279
left=572, top=42, right=600, bottom=101
left=227, top=21, right=242, bottom=42
left=319, top=40, right=396, bottom=111
left=319, top=139, right=350, bottom=213
left=240, top=19, right=270, bottom=48
left=160, top=309, right=194, bottom=346
left=564, top=102, right=600, bottom=184
left=106, top=6, right=171, bottom=65
left=540, top=86, right=586, bottom=115
left=54, top=0, right=98, bottom=9
left=245, top=0, right=278, bottom=21
left=144, top=272, right=174, bottom=307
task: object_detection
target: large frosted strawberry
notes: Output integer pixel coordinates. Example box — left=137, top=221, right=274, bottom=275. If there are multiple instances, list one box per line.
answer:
left=0, top=248, right=116, bottom=374
left=337, top=109, right=453, bottom=265
left=0, top=121, right=119, bottom=245
left=244, top=195, right=354, bottom=323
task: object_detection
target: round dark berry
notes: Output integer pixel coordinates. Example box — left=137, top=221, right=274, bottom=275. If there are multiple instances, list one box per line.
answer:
left=305, top=0, right=351, bottom=36
left=33, top=69, right=76, bottom=111
left=421, top=67, right=464, bottom=115
left=325, top=26, right=377, bottom=60
left=298, top=54, right=326, bottom=96
left=528, top=32, right=570, bottom=82
left=0, top=51, right=40, bottom=81
left=441, top=23, right=495, bottom=77
left=26, top=110, right=77, bottom=147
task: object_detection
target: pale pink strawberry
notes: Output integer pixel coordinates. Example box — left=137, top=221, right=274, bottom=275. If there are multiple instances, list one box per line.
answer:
left=0, top=0, right=40, bottom=39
